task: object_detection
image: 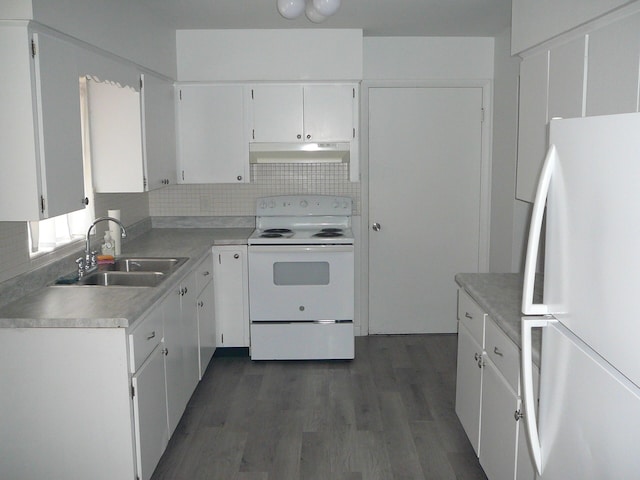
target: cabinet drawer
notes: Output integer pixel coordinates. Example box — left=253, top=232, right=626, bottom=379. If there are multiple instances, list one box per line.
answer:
left=485, top=317, right=520, bottom=392
left=195, top=253, right=213, bottom=295
left=129, top=308, right=163, bottom=372
left=457, top=289, right=486, bottom=346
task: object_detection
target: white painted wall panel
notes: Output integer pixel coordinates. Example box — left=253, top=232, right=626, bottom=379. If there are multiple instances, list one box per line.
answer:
left=364, top=37, right=494, bottom=80
left=177, top=29, right=363, bottom=81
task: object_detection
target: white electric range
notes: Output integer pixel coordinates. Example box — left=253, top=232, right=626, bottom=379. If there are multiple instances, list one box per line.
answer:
left=247, top=195, right=355, bottom=360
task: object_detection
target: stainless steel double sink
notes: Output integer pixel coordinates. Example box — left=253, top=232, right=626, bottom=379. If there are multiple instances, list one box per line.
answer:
left=73, top=257, right=188, bottom=287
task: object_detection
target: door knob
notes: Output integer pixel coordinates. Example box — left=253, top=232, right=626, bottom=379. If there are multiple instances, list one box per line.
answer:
left=372, top=222, right=381, bottom=231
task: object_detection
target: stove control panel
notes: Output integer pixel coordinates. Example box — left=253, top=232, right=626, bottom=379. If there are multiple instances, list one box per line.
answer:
left=256, top=195, right=352, bottom=216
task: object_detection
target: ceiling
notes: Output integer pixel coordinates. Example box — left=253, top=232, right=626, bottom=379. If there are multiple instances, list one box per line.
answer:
left=139, top=0, right=512, bottom=37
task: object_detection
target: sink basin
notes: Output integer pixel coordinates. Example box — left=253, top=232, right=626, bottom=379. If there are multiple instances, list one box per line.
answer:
left=78, top=271, right=166, bottom=287
left=111, top=257, right=188, bottom=273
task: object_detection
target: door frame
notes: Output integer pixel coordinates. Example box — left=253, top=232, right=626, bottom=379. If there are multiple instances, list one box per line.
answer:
left=359, top=79, right=493, bottom=335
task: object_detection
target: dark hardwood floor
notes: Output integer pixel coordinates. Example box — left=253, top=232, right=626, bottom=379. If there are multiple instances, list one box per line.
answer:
left=151, top=334, right=487, bottom=480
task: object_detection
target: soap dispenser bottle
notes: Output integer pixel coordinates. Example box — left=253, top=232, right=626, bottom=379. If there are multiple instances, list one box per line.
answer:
left=101, top=230, right=115, bottom=256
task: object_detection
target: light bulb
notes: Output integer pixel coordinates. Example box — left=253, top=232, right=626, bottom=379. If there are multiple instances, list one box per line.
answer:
left=312, top=0, right=341, bottom=17
left=277, top=0, right=305, bottom=19
left=305, top=2, right=327, bottom=23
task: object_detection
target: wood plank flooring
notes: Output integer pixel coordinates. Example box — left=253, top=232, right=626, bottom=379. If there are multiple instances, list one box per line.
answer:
left=151, top=334, right=487, bottom=480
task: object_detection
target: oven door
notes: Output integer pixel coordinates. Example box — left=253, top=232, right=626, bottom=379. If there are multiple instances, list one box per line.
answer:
left=248, top=245, right=354, bottom=321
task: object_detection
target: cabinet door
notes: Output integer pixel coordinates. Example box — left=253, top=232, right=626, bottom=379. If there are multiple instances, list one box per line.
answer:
left=303, top=85, right=354, bottom=142
left=162, top=289, right=184, bottom=434
left=586, top=11, right=640, bottom=116
left=132, top=344, right=169, bottom=480
left=213, top=246, right=249, bottom=347
left=251, top=84, right=303, bottom=142
left=180, top=272, right=200, bottom=400
left=142, top=73, right=177, bottom=190
left=178, top=84, right=248, bottom=183
left=548, top=37, right=587, bottom=120
left=197, top=278, right=216, bottom=378
left=455, top=323, right=483, bottom=455
left=33, top=32, right=85, bottom=218
left=516, top=50, right=549, bottom=203
left=479, top=358, right=519, bottom=480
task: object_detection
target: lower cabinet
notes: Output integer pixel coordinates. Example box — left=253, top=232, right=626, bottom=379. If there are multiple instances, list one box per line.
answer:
left=455, top=288, right=538, bottom=480
left=0, top=253, right=216, bottom=480
left=212, top=245, right=250, bottom=347
left=195, top=253, right=216, bottom=378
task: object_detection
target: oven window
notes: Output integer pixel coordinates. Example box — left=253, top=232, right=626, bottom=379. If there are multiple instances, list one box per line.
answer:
left=273, top=262, right=330, bottom=286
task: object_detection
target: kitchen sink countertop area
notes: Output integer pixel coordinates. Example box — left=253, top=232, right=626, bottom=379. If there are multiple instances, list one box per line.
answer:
left=0, top=228, right=252, bottom=329
left=455, top=272, right=543, bottom=366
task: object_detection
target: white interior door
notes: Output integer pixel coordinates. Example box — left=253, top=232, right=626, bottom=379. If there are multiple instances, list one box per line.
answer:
left=368, top=87, right=483, bottom=334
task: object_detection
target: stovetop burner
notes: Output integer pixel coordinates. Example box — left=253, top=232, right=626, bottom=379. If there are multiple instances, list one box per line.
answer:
left=264, top=228, right=293, bottom=234
left=260, top=233, right=285, bottom=238
left=313, top=231, right=344, bottom=238
left=320, top=228, right=343, bottom=233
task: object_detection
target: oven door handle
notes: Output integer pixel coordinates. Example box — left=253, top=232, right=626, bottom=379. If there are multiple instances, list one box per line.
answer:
left=248, top=245, right=353, bottom=254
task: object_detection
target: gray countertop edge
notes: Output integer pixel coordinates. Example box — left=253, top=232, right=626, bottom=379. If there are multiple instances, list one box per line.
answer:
left=454, top=272, right=543, bottom=367
left=0, top=228, right=252, bottom=330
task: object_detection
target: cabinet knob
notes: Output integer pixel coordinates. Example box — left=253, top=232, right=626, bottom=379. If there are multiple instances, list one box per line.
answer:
left=198, top=300, right=204, bottom=308
left=306, top=134, right=311, bottom=140
left=372, top=222, right=381, bottom=231
left=81, top=197, right=89, bottom=206
left=297, top=134, right=302, bottom=139
left=234, top=254, right=240, bottom=259
left=237, top=175, right=243, bottom=181
left=514, top=409, right=524, bottom=421
left=161, top=347, right=168, bottom=356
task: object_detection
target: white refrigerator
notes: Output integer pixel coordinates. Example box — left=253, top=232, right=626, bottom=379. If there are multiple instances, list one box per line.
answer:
left=520, top=112, right=640, bottom=479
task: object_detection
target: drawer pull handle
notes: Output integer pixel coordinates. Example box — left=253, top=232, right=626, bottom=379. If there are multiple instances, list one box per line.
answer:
left=203, top=271, right=210, bottom=276
left=146, top=331, right=156, bottom=340
left=465, top=312, right=473, bottom=319
left=493, top=346, right=504, bottom=357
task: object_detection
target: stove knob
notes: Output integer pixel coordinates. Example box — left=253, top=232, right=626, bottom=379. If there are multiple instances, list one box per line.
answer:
left=300, top=200, right=308, bottom=208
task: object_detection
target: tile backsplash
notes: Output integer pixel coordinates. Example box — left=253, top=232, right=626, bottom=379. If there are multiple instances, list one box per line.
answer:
left=150, top=163, right=361, bottom=216
left=0, top=164, right=360, bottom=285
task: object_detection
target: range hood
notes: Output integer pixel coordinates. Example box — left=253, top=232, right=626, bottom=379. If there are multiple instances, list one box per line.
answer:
left=249, top=142, right=350, bottom=164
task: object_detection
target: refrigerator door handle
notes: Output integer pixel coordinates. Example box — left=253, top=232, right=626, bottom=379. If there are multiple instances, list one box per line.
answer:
left=521, top=316, right=556, bottom=475
left=522, top=145, right=557, bottom=315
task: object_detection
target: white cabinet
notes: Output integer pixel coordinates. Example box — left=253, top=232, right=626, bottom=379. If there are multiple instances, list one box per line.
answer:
left=213, top=245, right=250, bottom=348
left=177, top=84, right=249, bottom=183
left=163, top=271, right=200, bottom=434
left=455, top=289, right=486, bottom=455
left=129, top=306, right=169, bottom=480
left=142, top=72, right=177, bottom=190
left=0, top=26, right=85, bottom=220
left=586, top=11, right=640, bottom=116
left=516, top=50, right=549, bottom=203
left=455, top=288, right=538, bottom=480
left=250, top=84, right=356, bottom=143
left=195, top=253, right=216, bottom=378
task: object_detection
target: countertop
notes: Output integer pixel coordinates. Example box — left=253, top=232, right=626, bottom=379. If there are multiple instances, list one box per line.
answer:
left=0, top=228, right=252, bottom=329
left=455, top=273, right=543, bottom=367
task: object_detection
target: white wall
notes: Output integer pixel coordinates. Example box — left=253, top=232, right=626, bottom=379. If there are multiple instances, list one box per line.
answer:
left=1, top=0, right=176, bottom=78
left=489, top=29, right=522, bottom=272
left=177, top=29, right=363, bottom=81
left=363, top=37, right=494, bottom=80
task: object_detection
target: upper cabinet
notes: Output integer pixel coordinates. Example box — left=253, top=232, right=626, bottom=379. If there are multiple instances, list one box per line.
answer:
left=141, top=73, right=177, bottom=190
left=0, top=25, right=85, bottom=220
left=250, top=84, right=356, bottom=143
left=586, top=11, right=640, bottom=116
left=177, top=84, right=249, bottom=184
left=515, top=9, right=640, bottom=203
left=88, top=71, right=177, bottom=193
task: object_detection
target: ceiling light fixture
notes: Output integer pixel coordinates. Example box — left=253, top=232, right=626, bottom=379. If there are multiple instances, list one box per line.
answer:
left=277, top=0, right=341, bottom=23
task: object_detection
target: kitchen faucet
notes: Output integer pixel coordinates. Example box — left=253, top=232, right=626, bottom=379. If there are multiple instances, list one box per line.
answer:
left=77, top=216, right=127, bottom=277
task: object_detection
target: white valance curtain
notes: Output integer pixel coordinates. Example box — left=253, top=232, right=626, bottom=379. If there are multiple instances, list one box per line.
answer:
left=77, top=47, right=141, bottom=92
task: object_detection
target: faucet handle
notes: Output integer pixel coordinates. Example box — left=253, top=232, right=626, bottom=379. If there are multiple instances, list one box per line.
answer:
left=90, top=251, right=98, bottom=267
left=75, top=257, right=86, bottom=278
